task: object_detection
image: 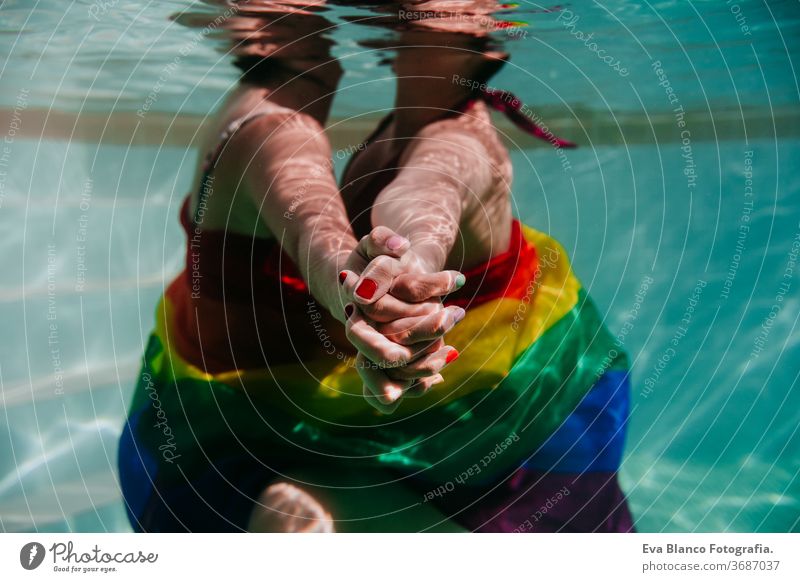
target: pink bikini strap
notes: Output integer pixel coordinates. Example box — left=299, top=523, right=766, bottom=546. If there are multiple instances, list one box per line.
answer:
left=477, top=88, right=577, bottom=149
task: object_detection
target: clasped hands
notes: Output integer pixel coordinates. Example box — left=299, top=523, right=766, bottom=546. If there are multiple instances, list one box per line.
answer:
left=337, top=227, right=465, bottom=413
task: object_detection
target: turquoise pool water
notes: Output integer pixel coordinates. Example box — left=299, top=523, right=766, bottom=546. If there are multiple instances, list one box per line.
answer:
left=0, top=0, right=798, bottom=532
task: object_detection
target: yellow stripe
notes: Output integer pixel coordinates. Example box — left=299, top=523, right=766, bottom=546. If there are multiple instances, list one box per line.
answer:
left=151, top=224, right=581, bottom=423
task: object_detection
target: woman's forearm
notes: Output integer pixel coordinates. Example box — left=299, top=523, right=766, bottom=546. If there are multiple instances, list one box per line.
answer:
left=371, top=126, right=493, bottom=273
left=296, top=215, right=355, bottom=317
left=242, top=112, right=357, bottom=315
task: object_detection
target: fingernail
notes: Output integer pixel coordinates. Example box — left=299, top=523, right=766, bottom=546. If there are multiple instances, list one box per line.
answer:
left=355, top=278, right=378, bottom=299
left=344, top=304, right=354, bottom=319
left=445, top=349, right=459, bottom=364
left=451, top=307, right=466, bottom=324
left=386, top=235, right=408, bottom=251
left=454, top=274, right=466, bottom=290
left=339, top=271, right=348, bottom=284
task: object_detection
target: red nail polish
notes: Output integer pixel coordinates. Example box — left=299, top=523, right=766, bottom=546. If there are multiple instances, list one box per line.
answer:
left=445, top=349, right=459, bottom=364
left=344, top=304, right=354, bottom=318
left=355, top=278, right=378, bottom=300
left=339, top=271, right=347, bottom=284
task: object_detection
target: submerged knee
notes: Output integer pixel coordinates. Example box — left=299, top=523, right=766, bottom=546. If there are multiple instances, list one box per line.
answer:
left=247, top=482, right=334, bottom=533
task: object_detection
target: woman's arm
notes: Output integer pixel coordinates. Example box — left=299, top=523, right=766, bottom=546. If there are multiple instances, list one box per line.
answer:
left=234, top=109, right=472, bottom=409
left=338, top=118, right=498, bottom=409
left=234, top=104, right=460, bottom=329
left=370, top=119, right=496, bottom=275
left=236, top=110, right=357, bottom=318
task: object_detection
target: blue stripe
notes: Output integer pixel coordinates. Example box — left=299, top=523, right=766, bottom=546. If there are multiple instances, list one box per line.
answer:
left=523, top=369, right=630, bottom=473
left=117, top=407, right=158, bottom=530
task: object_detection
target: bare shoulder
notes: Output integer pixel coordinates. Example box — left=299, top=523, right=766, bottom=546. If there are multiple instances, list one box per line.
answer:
left=404, top=101, right=511, bottom=189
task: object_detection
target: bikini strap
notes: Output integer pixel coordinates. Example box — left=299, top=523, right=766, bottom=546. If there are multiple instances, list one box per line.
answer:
left=475, top=88, right=577, bottom=149
left=192, top=104, right=292, bottom=225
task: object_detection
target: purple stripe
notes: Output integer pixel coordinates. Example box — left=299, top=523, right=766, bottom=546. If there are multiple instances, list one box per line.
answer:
left=435, top=468, right=635, bottom=532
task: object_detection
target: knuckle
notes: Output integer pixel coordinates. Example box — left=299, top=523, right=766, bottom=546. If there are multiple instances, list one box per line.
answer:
left=431, top=312, right=450, bottom=335
left=412, top=281, right=429, bottom=299
left=400, top=279, right=426, bottom=299
left=417, top=302, right=438, bottom=316
left=359, top=301, right=379, bottom=318
left=414, top=359, right=437, bottom=375
left=375, top=254, right=395, bottom=268
left=368, top=230, right=383, bottom=246
left=387, top=327, right=411, bottom=344
left=363, top=298, right=394, bottom=322
left=435, top=274, right=452, bottom=292
left=390, top=277, right=411, bottom=299
left=371, top=225, right=391, bottom=239
left=400, top=330, right=418, bottom=345
left=385, top=347, right=409, bottom=368
left=373, top=260, right=399, bottom=282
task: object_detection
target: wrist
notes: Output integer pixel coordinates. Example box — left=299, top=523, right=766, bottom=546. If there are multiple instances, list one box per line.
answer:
left=304, top=243, right=355, bottom=318
left=400, top=247, right=443, bottom=275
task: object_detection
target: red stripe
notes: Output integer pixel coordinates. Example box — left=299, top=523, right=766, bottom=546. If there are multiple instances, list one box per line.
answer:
left=445, top=220, right=539, bottom=308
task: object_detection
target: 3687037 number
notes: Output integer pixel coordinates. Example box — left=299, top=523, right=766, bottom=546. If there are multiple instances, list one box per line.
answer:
left=730, top=560, right=780, bottom=571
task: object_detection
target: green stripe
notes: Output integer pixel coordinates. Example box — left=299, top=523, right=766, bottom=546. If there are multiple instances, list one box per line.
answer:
left=128, top=290, right=627, bottom=485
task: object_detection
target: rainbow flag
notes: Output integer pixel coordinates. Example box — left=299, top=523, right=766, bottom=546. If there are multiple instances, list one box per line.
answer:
left=121, top=220, right=629, bottom=498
